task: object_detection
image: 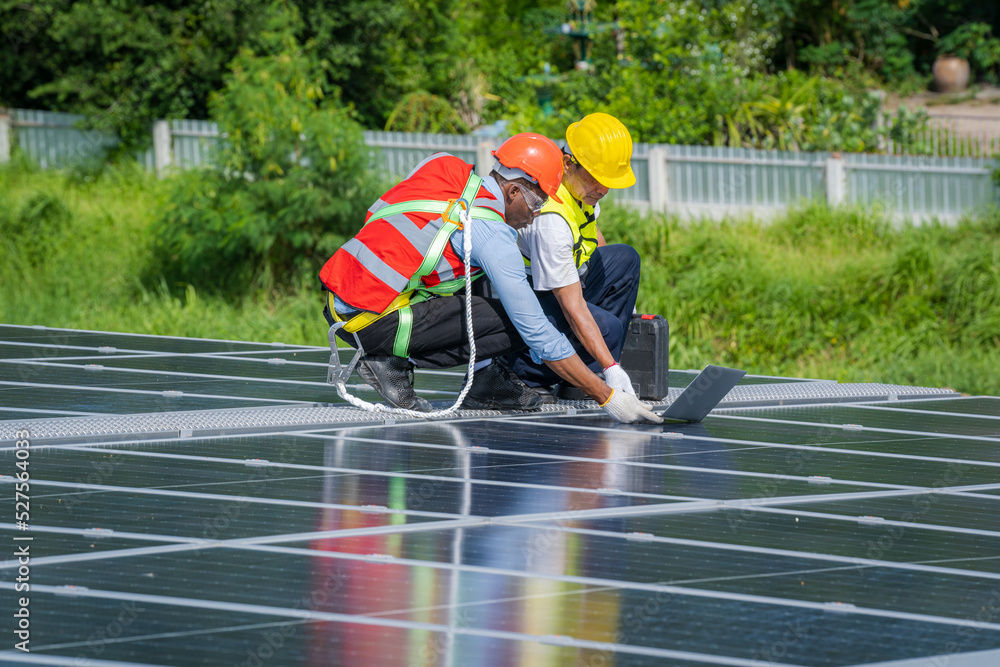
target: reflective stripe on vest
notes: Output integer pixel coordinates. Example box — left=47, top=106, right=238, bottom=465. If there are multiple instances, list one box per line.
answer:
left=525, top=182, right=598, bottom=270
left=321, top=155, right=503, bottom=356
left=339, top=238, right=410, bottom=294
left=320, top=153, right=503, bottom=315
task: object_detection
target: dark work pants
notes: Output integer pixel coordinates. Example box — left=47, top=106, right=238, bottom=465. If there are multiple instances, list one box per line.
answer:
left=325, top=293, right=527, bottom=369
left=508, top=243, right=641, bottom=388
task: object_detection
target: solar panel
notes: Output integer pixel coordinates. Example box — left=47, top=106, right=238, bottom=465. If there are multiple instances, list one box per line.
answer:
left=2, top=324, right=998, bottom=666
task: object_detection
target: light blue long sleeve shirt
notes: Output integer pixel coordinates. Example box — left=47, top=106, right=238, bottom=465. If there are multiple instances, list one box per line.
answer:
left=332, top=173, right=575, bottom=363
left=449, top=175, right=575, bottom=363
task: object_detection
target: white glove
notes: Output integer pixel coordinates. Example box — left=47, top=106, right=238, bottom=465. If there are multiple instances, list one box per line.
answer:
left=600, top=389, right=663, bottom=424
left=603, top=363, right=636, bottom=396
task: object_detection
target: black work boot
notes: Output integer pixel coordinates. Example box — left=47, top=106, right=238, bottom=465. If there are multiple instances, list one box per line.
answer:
left=462, top=361, right=543, bottom=411
left=555, top=383, right=589, bottom=401
left=528, top=385, right=558, bottom=404
left=357, top=355, right=432, bottom=412
left=556, top=371, right=604, bottom=401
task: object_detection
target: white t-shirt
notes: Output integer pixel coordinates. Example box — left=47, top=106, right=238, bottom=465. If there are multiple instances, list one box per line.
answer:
left=517, top=203, right=600, bottom=291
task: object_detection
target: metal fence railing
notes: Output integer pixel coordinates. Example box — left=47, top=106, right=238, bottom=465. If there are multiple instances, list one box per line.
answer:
left=362, top=130, right=481, bottom=177
left=845, top=152, right=997, bottom=218
left=169, top=119, right=220, bottom=170
left=1, top=107, right=996, bottom=222
left=665, top=145, right=828, bottom=208
left=7, top=108, right=155, bottom=170
left=886, top=113, right=1000, bottom=158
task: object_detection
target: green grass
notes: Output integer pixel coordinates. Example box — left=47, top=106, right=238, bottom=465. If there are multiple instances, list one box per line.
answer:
left=0, top=159, right=328, bottom=346
left=602, top=202, right=1000, bottom=394
left=3, top=161, right=999, bottom=395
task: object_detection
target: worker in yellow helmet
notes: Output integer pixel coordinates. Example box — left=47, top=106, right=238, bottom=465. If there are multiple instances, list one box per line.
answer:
left=508, top=112, right=641, bottom=399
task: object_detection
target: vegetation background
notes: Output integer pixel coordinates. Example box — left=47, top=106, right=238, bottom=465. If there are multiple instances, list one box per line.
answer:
left=1, top=0, right=998, bottom=394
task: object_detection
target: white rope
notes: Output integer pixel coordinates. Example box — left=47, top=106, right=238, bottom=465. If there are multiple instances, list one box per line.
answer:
left=335, top=206, right=478, bottom=419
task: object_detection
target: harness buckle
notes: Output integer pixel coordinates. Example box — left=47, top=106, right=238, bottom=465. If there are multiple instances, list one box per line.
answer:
left=442, top=198, right=470, bottom=228
left=327, top=322, right=365, bottom=385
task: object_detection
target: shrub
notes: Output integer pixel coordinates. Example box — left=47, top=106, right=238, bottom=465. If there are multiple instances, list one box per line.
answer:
left=384, top=91, right=470, bottom=134
left=0, top=191, right=72, bottom=265
left=150, top=4, right=381, bottom=294
left=937, top=22, right=1000, bottom=82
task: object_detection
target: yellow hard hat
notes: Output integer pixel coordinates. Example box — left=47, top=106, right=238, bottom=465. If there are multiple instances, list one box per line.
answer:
left=565, top=112, right=636, bottom=189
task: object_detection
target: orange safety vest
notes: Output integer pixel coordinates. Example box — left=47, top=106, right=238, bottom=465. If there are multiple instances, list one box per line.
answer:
left=319, top=153, right=504, bottom=355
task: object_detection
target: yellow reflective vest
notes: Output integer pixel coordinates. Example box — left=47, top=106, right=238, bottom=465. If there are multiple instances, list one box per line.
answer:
left=525, top=182, right=599, bottom=270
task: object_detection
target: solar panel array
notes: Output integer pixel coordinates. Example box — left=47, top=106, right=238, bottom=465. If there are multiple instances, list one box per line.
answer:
left=1, top=324, right=998, bottom=667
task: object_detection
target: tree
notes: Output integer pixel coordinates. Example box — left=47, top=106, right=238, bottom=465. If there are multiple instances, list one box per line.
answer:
left=0, top=1, right=277, bottom=150
left=151, top=3, right=380, bottom=294
left=296, top=0, right=468, bottom=129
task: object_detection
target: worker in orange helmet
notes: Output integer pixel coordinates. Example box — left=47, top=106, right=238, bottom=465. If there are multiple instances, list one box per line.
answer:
left=509, top=113, right=643, bottom=400
left=319, top=132, right=660, bottom=424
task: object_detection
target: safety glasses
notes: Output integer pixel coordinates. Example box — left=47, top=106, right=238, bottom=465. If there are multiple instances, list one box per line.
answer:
left=518, top=184, right=547, bottom=214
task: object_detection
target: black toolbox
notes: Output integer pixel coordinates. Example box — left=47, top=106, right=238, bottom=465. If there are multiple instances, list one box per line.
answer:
left=619, top=314, right=669, bottom=400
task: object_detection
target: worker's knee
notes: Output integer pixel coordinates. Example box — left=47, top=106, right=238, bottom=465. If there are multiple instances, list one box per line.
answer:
left=594, top=244, right=640, bottom=282
left=594, top=310, right=625, bottom=348
left=615, top=243, right=641, bottom=279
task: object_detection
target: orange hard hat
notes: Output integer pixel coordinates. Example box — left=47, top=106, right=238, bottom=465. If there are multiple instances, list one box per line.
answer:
left=492, top=133, right=564, bottom=203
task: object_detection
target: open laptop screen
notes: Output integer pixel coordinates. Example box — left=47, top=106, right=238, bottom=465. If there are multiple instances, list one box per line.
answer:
left=661, top=365, right=746, bottom=422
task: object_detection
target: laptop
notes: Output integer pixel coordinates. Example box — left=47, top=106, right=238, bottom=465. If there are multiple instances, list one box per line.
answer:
left=660, top=365, right=746, bottom=422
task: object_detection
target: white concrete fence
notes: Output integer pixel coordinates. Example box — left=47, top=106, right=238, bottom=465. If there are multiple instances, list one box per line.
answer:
left=0, top=113, right=9, bottom=165
left=2, top=108, right=997, bottom=222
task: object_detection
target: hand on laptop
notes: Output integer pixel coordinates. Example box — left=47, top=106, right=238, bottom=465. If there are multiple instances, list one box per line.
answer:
left=601, top=390, right=663, bottom=424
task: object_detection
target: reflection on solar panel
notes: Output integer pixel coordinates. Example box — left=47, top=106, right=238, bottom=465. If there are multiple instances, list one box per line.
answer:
left=2, top=324, right=999, bottom=667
